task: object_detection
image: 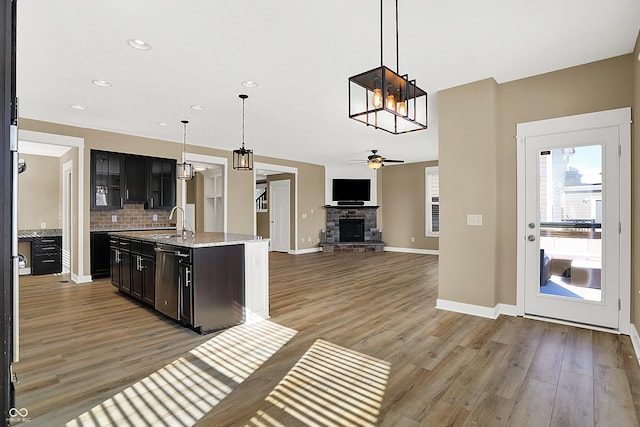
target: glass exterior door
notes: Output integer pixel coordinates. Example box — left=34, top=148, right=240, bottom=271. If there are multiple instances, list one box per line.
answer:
left=524, top=127, right=619, bottom=329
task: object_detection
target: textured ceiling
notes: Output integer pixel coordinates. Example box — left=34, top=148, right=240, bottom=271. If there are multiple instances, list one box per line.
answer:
left=16, top=0, right=640, bottom=167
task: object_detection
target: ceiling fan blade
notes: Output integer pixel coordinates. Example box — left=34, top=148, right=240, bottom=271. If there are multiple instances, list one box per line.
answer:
left=383, top=159, right=404, bottom=163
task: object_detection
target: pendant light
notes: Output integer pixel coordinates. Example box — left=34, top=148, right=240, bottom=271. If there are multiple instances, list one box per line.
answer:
left=233, top=94, right=254, bottom=171
left=348, top=0, right=428, bottom=134
left=177, top=120, right=194, bottom=180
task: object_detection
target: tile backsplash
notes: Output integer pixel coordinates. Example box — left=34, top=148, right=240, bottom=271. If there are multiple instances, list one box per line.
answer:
left=90, top=203, right=175, bottom=230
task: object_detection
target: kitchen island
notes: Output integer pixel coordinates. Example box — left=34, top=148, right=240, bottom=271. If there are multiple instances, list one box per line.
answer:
left=109, top=230, right=269, bottom=334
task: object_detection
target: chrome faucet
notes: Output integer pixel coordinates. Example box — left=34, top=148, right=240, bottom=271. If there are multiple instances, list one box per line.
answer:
left=169, top=206, right=193, bottom=238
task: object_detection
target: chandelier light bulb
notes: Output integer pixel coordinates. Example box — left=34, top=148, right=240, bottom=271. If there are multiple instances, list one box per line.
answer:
left=397, top=101, right=407, bottom=115
left=372, top=88, right=383, bottom=108
left=386, top=93, right=396, bottom=111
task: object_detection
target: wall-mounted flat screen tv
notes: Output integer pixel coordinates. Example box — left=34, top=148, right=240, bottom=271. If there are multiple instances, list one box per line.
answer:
left=332, top=179, right=371, bottom=201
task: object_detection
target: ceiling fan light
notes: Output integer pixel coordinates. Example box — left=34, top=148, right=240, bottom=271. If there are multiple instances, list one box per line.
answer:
left=368, top=161, right=382, bottom=169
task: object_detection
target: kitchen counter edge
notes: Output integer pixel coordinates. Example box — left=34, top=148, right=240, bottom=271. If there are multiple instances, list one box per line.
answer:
left=108, top=230, right=269, bottom=248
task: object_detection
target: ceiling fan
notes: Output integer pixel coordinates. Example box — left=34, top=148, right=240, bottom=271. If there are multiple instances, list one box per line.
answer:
left=366, top=150, right=404, bottom=169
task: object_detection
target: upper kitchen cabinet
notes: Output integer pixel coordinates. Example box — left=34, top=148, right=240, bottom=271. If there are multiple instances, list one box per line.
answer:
left=124, top=155, right=148, bottom=203
left=149, top=158, right=176, bottom=210
left=91, top=150, right=124, bottom=209
left=91, top=150, right=176, bottom=210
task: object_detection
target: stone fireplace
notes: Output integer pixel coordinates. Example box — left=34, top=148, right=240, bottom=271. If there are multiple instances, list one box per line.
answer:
left=321, top=205, right=384, bottom=252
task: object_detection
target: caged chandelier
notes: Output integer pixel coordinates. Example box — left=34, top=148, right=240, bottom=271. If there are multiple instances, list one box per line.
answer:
left=177, top=120, right=194, bottom=180
left=348, top=0, right=428, bottom=134
left=233, top=94, right=254, bottom=170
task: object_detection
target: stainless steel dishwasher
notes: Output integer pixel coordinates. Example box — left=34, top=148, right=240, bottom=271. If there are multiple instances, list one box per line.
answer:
left=154, top=244, right=190, bottom=320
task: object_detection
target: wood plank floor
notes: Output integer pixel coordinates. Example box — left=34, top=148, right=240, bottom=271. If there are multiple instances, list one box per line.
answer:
left=13, top=252, right=640, bottom=426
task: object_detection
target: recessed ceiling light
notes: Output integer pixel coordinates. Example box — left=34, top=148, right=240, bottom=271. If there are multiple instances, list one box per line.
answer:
left=92, top=80, right=112, bottom=87
left=190, top=105, right=204, bottom=110
left=70, top=104, right=86, bottom=110
left=157, top=122, right=169, bottom=126
left=127, top=39, right=151, bottom=50
left=241, top=81, right=258, bottom=88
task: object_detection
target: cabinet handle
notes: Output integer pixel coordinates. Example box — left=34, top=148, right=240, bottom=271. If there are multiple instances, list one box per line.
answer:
left=40, top=246, right=57, bottom=251
left=41, top=239, right=55, bottom=243
left=42, top=260, right=56, bottom=263
left=116, top=249, right=121, bottom=263
left=126, top=189, right=129, bottom=199
left=120, top=197, right=124, bottom=208
left=186, top=266, right=191, bottom=288
left=150, top=198, right=154, bottom=208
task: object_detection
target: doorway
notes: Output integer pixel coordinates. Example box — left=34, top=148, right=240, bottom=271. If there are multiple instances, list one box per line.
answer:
left=516, top=108, right=631, bottom=331
left=182, top=153, right=227, bottom=233
left=270, top=180, right=291, bottom=252
left=253, top=162, right=298, bottom=253
left=62, top=161, right=73, bottom=274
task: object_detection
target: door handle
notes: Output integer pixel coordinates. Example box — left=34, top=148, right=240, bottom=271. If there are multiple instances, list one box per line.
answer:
left=527, top=235, right=536, bottom=241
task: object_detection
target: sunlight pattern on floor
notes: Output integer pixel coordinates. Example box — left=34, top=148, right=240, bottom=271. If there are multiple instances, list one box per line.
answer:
left=65, top=320, right=297, bottom=427
left=248, top=339, right=390, bottom=426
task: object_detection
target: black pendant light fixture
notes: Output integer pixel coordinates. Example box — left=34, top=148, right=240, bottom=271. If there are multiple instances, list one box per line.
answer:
left=177, top=120, right=194, bottom=180
left=348, top=0, right=428, bottom=134
left=233, top=94, right=254, bottom=171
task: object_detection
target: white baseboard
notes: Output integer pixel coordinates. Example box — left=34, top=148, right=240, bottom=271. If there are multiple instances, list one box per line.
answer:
left=384, top=247, right=439, bottom=255
left=630, top=324, right=640, bottom=366
left=290, top=247, right=322, bottom=255
left=436, top=299, right=517, bottom=319
left=71, top=273, right=93, bottom=284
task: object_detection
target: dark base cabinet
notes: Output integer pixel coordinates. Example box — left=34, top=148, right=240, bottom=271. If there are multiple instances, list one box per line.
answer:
left=185, top=244, right=245, bottom=334
left=110, top=237, right=155, bottom=306
left=91, top=232, right=111, bottom=278
left=32, top=236, right=62, bottom=275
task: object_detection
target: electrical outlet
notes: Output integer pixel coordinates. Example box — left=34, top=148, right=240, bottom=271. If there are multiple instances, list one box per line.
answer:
left=310, top=208, right=314, bottom=214
left=308, top=237, right=312, bottom=242
left=152, top=214, right=158, bottom=221
left=40, top=222, right=46, bottom=229
left=411, top=237, right=415, bottom=242
left=112, top=215, right=117, bottom=223
left=301, top=213, right=307, bottom=219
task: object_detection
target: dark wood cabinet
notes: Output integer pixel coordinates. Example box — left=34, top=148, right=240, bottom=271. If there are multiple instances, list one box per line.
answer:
left=91, top=150, right=124, bottom=209
left=110, top=237, right=120, bottom=287
left=130, top=241, right=155, bottom=305
left=179, top=256, right=193, bottom=327
left=119, top=239, right=132, bottom=294
left=140, top=251, right=155, bottom=306
left=124, top=155, right=148, bottom=203
left=110, top=237, right=155, bottom=306
left=32, top=236, right=62, bottom=275
left=189, top=244, right=245, bottom=333
left=91, top=150, right=176, bottom=210
left=149, top=158, right=176, bottom=209
left=91, top=232, right=111, bottom=278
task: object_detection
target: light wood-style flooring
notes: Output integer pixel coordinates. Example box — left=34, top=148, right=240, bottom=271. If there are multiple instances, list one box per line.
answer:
left=13, top=252, right=640, bottom=426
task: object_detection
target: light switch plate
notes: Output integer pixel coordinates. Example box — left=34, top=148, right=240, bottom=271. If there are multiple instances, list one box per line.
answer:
left=111, top=215, right=117, bottom=223
left=467, top=214, right=483, bottom=226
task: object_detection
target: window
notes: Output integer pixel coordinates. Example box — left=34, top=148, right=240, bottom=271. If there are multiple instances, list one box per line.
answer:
left=425, top=167, right=439, bottom=236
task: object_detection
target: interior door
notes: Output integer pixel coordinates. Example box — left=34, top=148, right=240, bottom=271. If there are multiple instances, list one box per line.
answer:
left=524, top=127, right=620, bottom=328
left=269, top=180, right=290, bottom=252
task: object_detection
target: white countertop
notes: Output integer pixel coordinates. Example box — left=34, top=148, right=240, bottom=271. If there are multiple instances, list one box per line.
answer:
left=109, top=230, right=269, bottom=248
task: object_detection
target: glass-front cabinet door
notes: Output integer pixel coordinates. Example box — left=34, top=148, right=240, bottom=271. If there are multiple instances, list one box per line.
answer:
left=91, top=150, right=124, bottom=209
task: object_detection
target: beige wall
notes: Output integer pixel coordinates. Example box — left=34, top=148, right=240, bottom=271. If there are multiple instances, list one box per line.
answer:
left=379, top=161, right=439, bottom=251
left=18, top=153, right=61, bottom=230
left=439, top=79, right=499, bottom=307
left=633, top=35, right=640, bottom=325
left=256, top=211, right=269, bottom=237
left=438, top=52, right=635, bottom=312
